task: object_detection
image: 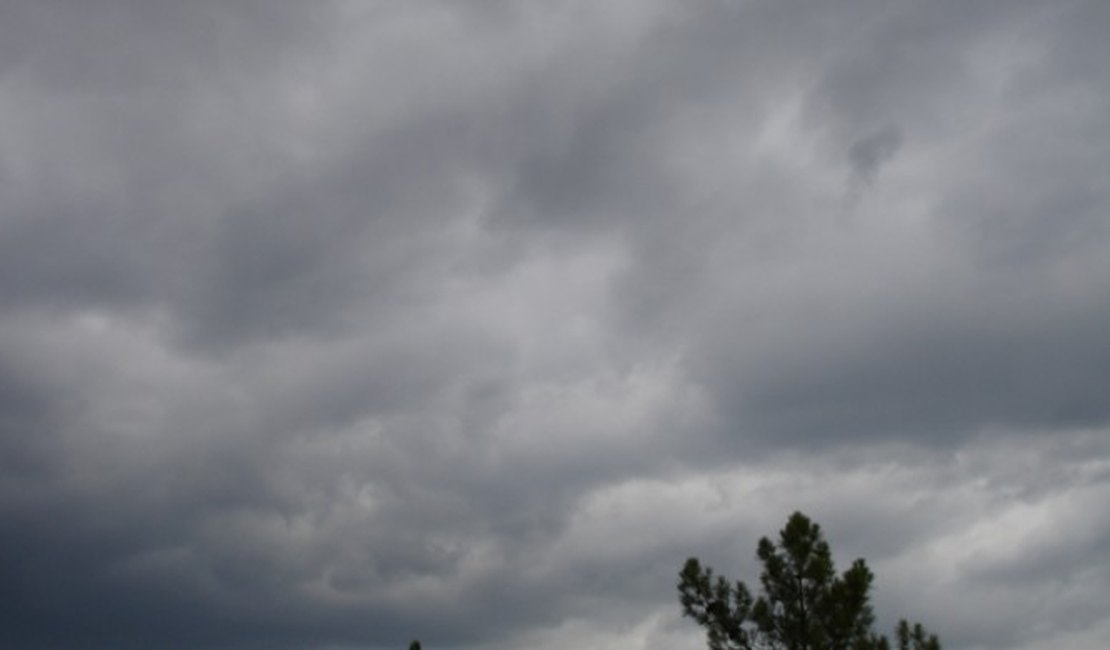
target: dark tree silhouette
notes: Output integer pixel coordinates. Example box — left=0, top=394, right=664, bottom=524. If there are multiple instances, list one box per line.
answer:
left=408, top=641, right=422, bottom=650
left=679, top=512, right=940, bottom=650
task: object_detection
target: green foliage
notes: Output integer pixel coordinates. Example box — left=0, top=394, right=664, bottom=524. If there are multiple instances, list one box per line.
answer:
left=408, top=641, right=422, bottom=650
left=678, top=512, right=940, bottom=650
left=896, top=620, right=940, bottom=650
left=678, top=558, right=754, bottom=649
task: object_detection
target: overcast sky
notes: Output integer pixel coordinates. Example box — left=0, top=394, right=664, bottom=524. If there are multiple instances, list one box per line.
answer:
left=2, top=1, right=1109, bottom=649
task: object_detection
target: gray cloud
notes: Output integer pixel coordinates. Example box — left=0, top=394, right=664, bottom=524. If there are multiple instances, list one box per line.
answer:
left=847, top=122, right=902, bottom=198
left=1, top=1, right=1109, bottom=649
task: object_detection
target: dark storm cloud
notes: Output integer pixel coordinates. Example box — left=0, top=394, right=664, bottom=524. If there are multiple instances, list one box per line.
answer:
left=848, top=125, right=902, bottom=183
left=1, top=1, right=1109, bottom=649
left=643, top=0, right=1110, bottom=449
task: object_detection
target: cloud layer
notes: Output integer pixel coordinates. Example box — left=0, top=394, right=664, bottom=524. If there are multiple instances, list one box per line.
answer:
left=2, top=1, right=1109, bottom=648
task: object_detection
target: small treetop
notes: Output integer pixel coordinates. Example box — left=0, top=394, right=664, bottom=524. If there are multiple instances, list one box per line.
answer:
left=679, top=511, right=940, bottom=650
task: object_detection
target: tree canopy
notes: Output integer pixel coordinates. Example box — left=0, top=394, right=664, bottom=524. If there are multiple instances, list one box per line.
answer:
left=678, top=512, right=940, bottom=650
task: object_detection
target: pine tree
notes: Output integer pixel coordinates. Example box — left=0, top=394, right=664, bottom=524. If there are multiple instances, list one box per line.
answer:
left=678, top=512, right=939, bottom=650
left=895, top=620, right=940, bottom=650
